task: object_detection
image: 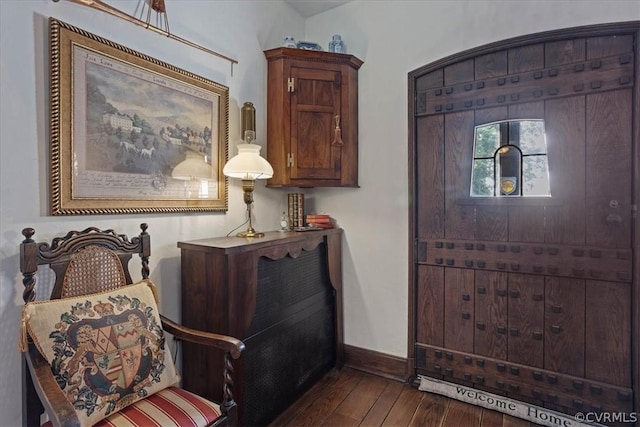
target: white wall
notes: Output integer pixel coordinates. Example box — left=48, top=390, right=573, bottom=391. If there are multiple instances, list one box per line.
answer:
left=303, top=0, right=639, bottom=356
left=0, top=1, right=303, bottom=425
left=1, top=1, right=639, bottom=426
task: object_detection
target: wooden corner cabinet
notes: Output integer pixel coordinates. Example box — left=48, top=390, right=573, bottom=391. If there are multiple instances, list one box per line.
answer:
left=264, top=47, right=363, bottom=187
left=178, top=229, right=343, bottom=426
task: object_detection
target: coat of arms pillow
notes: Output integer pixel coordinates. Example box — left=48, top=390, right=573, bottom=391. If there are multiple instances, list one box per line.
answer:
left=21, top=279, right=179, bottom=426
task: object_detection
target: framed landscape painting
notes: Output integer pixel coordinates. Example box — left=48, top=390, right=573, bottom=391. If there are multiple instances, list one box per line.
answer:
left=49, top=18, right=228, bottom=215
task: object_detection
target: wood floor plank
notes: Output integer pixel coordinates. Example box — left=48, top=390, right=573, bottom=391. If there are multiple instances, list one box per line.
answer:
left=285, top=368, right=364, bottom=426
left=381, top=384, right=424, bottom=427
left=503, top=414, right=534, bottom=427
left=441, top=398, right=483, bottom=427
left=331, top=374, right=390, bottom=423
left=480, top=409, right=505, bottom=427
left=359, top=379, right=404, bottom=426
left=270, top=369, right=343, bottom=426
left=409, top=390, right=448, bottom=427
left=271, top=368, right=545, bottom=427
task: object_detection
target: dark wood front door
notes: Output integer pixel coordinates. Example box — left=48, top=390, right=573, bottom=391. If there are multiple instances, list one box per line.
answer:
left=409, top=22, right=639, bottom=419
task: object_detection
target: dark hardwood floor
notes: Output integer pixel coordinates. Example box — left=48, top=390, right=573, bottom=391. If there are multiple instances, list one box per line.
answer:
left=270, top=368, right=541, bottom=427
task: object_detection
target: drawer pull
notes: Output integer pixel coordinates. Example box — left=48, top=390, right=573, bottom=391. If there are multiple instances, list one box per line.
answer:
left=551, top=304, right=562, bottom=313
left=532, top=330, right=543, bottom=340
left=496, top=289, right=507, bottom=297
left=551, top=325, right=561, bottom=334
left=461, top=312, right=470, bottom=320
left=476, top=321, right=486, bottom=330
left=477, top=287, right=486, bottom=294
left=462, top=293, right=470, bottom=301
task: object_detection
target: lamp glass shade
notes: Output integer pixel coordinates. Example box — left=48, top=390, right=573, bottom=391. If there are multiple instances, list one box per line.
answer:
left=223, top=144, right=273, bottom=180
left=172, top=151, right=212, bottom=180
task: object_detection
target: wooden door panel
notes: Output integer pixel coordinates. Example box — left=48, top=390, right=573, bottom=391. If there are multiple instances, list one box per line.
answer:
left=545, top=39, right=586, bottom=66
left=416, top=265, right=444, bottom=346
left=291, top=67, right=341, bottom=180
left=473, top=270, right=507, bottom=359
left=508, top=43, right=544, bottom=73
left=544, top=277, right=585, bottom=377
left=585, top=89, right=633, bottom=248
left=444, top=111, right=475, bottom=239
left=416, top=115, right=444, bottom=240
left=544, top=96, right=586, bottom=245
left=587, top=35, right=634, bottom=58
left=411, top=23, right=638, bottom=417
left=443, top=268, right=474, bottom=352
left=474, top=51, right=508, bottom=79
left=444, top=58, right=474, bottom=86
left=585, top=280, right=631, bottom=387
left=507, top=274, right=544, bottom=368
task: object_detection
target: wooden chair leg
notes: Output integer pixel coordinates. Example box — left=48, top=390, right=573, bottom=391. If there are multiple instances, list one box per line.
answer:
left=22, top=359, right=43, bottom=427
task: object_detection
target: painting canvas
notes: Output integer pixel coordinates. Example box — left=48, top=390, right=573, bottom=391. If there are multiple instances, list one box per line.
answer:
left=49, top=18, right=228, bottom=214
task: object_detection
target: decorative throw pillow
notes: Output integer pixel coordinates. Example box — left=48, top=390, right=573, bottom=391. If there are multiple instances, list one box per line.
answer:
left=21, top=279, right=179, bottom=427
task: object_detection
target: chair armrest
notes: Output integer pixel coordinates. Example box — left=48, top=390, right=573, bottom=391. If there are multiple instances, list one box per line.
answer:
left=26, top=345, right=81, bottom=427
left=160, top=315, right=245, bottom=359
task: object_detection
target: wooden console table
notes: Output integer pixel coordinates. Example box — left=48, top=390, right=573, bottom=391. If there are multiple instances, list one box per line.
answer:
left=178, top=229, right=343, bottom=426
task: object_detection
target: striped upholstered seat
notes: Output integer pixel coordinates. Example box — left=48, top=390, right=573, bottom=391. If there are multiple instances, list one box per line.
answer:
left=42, top=387, right=222, bottom=427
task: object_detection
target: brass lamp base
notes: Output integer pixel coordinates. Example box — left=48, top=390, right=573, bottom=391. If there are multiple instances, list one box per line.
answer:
left=237, top=229, right=265, bottom=238
left=237, top=178, right=265, bottom=238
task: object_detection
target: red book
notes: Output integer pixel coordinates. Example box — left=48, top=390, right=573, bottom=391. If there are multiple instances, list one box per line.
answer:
left=307, top=217, right=332, bottom=224
left=307, top=214, right=330, bottom=219
left=309, top=222, right=333, bottom=229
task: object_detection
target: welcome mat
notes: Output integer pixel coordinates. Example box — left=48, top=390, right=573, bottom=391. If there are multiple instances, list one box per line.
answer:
left=417, top=375, right=605, bottom=427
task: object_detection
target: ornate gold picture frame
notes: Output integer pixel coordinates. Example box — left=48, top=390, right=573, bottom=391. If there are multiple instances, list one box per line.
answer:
left=49, top=18, right=228, bottom=215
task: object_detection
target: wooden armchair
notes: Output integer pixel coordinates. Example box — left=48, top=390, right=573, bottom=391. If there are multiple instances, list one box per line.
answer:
left=19, top=223, right=244, bottom=427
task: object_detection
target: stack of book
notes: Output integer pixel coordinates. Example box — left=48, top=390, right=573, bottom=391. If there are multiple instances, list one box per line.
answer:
left=306, top=214, right=334, bottom=229
left=287, top=193, right=305, bottom=229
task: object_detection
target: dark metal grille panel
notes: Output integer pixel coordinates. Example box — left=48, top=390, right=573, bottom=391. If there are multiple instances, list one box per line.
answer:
left=243, top=244, right=336, bottom=426
left=248, top=244, right=330, bottom=336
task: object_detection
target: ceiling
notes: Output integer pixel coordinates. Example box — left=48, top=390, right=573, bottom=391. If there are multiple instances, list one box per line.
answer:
left=284, top=0, right=353, bottom=18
